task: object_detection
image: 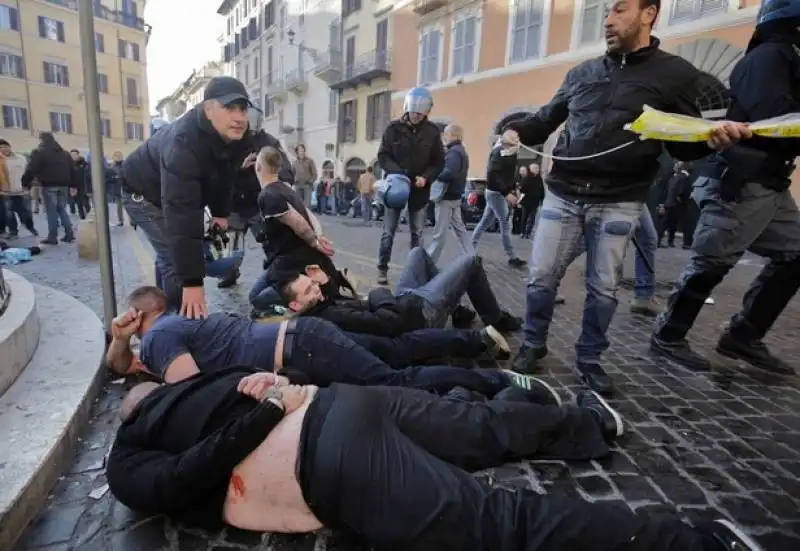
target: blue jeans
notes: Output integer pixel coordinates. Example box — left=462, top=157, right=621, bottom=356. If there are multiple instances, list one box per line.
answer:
left=3, top=195, right=36, bottom=235
left=360, top=193, right=373, bottom=222
left=472, top=189, right=516, bottom=260
left=41, top=187, right=74, bottom=241
left=524, top=190, right=643, bottom=363
left=633, top=208, right=657, bottom=300
left=378, top=206, right=426, bottom=271
left=122, top=193, right=182, bottom=312
left=249, top=270, right=283, bottom=310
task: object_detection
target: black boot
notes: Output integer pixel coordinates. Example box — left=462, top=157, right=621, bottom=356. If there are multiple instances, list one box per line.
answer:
left=716, top=332, right=795, bottom=375
left=574, top=362, right=614, bottom=396
left=451, top=305, right=476, bottom=329
left=511, top=344, right=548, bottom=373
left=650, top=335, right=712, bottom=372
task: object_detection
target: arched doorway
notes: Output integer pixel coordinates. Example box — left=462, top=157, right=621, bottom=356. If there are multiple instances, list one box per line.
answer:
left=345, top=157, right=366, bottom=184
left=321, top=159, right=335, bottom=180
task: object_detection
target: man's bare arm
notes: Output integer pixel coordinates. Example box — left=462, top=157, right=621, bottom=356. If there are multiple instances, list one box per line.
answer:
left=107, top=337, right=135, bottom=375
left=277, top=206, right=319, bottom=247
left=307, top=210, right=323, bottom=236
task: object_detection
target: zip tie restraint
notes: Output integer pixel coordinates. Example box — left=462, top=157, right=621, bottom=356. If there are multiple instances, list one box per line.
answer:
left=515, top=140, right=639, bottom=161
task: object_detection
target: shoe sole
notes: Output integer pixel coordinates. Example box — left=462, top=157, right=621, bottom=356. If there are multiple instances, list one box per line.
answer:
left=501, top=369, right=562, bottom=406
left=713, top=519, right=764, bottom=551
left=715, top=346, right=797, bottom=377
left=485, top=326, right=511, bottom=358
left=649, top=342, right=712, bottom=373
left=586, top=390, right=624, bottom=437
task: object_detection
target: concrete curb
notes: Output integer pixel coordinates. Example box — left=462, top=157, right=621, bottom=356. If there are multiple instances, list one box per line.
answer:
left=0, top=282, right=106, bottom=550
left=0, top=270, right=40, bottom=398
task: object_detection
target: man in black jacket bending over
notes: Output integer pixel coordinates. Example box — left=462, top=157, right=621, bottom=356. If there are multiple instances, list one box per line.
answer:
left=106, top=367, right=761, bottom=551
left=122, top=77, right=253, bottom=317
left=505, top=0, right=750, bottom=395
left=375, top=87, right=445, bottom=285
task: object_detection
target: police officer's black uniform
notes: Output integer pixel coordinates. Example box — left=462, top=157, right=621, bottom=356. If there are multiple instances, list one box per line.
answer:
left=651, top=0, right=800, bottom=376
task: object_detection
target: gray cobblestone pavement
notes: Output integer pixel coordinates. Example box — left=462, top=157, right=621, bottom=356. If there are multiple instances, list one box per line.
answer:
left=10, top=212, right=800, bottom=551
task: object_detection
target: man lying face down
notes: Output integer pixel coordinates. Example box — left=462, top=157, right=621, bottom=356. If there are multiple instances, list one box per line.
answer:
left=107, top=285, right=539, bottom=397
left=106, top=366, right=760, bottom=551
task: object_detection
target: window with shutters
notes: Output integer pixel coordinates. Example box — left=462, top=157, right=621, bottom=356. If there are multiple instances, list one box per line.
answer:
left=101, top=118, right=112, bottom=138
left=0, top=5, right=19, bottom=31
left=38, top=16, right=64, bottom=42
left=2, top=105, right=28, bottom=130
left=340, top=99, right=357, bottom=143
left=578, top=0, right=611, bottom=45
left=126, top=77, right=140, bottom=106
left=451, top=9, right=479, bottom=77
left=0, top=53, right=24, bottom=78
left=329, top=90, right=338, bottom=124
left=43, top=62, right=70, bottom=87
left=50, top=112, right=73, bottom=134
left=670, top=0, right=728, bottom=23
left=253, top=55, right=260, bottom=79
left=95, top=32, right=105, bottom=53
left=297, top=102, right=305, bottom=131
left=418, top=26, right=442, bottom=85
left=366, top=91, right=390, bottom=141
left=126, top=121, right=144, bottom=140
left=509, top=0, right=544, bottom=63
left=98, top=73, right=109, bottom=94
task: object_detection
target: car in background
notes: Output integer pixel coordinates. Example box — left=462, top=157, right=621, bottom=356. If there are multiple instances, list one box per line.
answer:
left=462, top=178, right=498, bottom=232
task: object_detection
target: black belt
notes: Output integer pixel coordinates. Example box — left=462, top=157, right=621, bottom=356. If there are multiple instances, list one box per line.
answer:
left=282, top=318, right=299, bottom=368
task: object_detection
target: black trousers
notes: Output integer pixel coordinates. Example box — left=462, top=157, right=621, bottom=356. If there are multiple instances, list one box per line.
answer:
left=295, top=385, right=719, bottom=551
left=521, top=204, right=539, bottom=237
left=287, top=317, right=510, bottom=396
left=346, top=328, right=487, bottom=369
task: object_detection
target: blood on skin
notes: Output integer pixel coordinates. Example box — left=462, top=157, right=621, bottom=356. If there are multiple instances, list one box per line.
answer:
left=231, top=474, right=246, bottom=498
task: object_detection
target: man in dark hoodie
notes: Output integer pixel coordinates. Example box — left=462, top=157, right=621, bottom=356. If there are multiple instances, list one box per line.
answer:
left=426, top=124, right=475, bottom=263
left=68, top=149, right=90, bottom=219
left=21, top=132, right=76, bottom=245
left=504, top=0, right=750, bottom=394
left=121, top=77, right=252, bottom=317
left=651, top=0, right=800, bottom=377
left=375, top=87, right=445, bottom=285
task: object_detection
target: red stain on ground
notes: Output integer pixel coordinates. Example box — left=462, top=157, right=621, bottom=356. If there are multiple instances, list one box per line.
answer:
left=231, top=474, right=246, bottom=498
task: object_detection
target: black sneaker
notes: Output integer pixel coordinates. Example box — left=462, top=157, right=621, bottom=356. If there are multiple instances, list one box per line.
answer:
left=508, top=257, right=527, bottom=268
left=480, top=326, right=511, bottom=360
left=40, top=238, right=58, bottom=245
left=452, top=305, right=477, bottom=329
left=493, top=311, right=523, bottom=333
left=501, top=369, right=561, bottom=406
left=576, top=390, right=624, bottom=443
left=575, top=361, right=614, bottom=396
left=716, top=332, right=796, bottom=376
left=376, top=269, right=389, bottom=286
left=61, top=236, right=75, bottom=243
left=511, top=344, right=548, bottom=373
left=704, top=519, right=764, bottom=551
left=217, top=269, right=240, bottom=289
left=650, top=335, right=712, bottom=372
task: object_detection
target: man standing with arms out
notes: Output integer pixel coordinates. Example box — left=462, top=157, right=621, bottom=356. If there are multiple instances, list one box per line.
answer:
left=427, top=124, right=474, bottom=263
left=291, top=144, right=316, bottom=208
left=356, top=166, right=375, bottom=224
left=505, top=0, right=749, bottom=394
left=376, top=87, right=445, bottom=285
left=651, top=0, right=800, bottom=376
left=122, top=76, right=252, bottom=318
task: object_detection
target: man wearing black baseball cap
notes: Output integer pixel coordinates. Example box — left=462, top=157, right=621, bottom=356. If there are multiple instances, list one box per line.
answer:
left=122, top=76, right=256, bottom=318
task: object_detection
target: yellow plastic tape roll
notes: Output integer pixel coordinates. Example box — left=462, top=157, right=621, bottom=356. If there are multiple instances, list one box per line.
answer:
left=624, top=106, right=800, bottom=142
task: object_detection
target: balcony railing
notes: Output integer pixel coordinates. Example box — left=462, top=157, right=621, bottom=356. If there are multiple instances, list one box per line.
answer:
left=44, top=0, right=150, bottom=32
left=332, top=49, right=391, bottom=91
left=266, top=78, right=287, bottom=102
left=284, top=68, right=308, bottom=94
left=313, top=49, right=343, bottom=83
left=413, top=0, right=449, bottom=15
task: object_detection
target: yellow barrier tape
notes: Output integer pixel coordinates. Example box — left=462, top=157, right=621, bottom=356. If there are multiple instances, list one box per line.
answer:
left=624, top=105, right=800, bottom=142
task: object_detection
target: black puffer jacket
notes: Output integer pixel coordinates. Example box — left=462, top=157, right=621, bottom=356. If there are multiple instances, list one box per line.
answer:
left=231, top=130, right=293, bottom=218
left=437, top=140, right=469, bottom=200
left=21, top=139, right=75, bottom=188
left=122, top=105, right=251, bottom=286
left=485, top=145, right=517, bottom=195
left=506, top=38, right=712, bottom=203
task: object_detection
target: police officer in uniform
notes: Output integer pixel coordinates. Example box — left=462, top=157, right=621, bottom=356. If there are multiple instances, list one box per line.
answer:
left=218, top=108, right=294, bottom=288
left=651, top=0, right=800, bottom=376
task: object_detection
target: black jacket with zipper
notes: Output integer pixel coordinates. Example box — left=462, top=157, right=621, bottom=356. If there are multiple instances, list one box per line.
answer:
left=21, top=144, right=75, bottom=188
left=121, top=105, right=251, bottom=287
left=485, top=145, right=518, bottom=195
left=437, top=140, right=469, bottom=200
left=506, top=38, right=712, bottom=203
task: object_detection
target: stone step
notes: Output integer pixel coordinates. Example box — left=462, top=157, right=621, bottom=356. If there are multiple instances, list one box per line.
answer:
left=0, top=279, right=106, bottom=550
left=0, top=271, right=39, bottom=398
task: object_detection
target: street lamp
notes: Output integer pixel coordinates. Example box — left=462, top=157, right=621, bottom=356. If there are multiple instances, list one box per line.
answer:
left=286, top=28, right=319, bottom=61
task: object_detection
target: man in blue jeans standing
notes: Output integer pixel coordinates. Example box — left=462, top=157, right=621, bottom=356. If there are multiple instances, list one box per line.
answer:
left=504, top=0, right=748, bottom=394
left=630, top=208, right=664, bottom=316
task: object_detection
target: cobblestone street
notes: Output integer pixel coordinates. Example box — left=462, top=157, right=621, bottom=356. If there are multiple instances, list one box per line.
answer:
left=8, top=211, right=800, bottom=551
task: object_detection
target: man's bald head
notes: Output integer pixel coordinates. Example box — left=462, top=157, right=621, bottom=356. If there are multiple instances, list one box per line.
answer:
left=119, top=381, right=161, bottom=422
left=127, top=286, right=167, bottom=315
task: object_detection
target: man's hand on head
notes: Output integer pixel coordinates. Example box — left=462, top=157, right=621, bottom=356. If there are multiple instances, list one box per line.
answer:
left=111, top=309, right=143, bottom=340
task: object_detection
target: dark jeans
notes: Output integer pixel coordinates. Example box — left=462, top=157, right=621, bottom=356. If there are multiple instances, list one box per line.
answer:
left=347, top=328, right=487, bottom=369
left=2, top=195, right=36, bottom=235
left=395, top=247, right=504, bottom=328
left=295, top=385, right=721, bottom=551
left=249, top=270, right=282, bottom=311
left=41, top=187, right=74, bottom=241
left=521, top=203, right=539, bottom=236
left=289, top=317, right=510, bottom=395
left=68, top=190, right=90, bottom=219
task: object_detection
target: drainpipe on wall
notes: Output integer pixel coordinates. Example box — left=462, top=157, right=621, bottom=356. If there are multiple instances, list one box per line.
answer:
left=14, top=0, right=36, bottom=136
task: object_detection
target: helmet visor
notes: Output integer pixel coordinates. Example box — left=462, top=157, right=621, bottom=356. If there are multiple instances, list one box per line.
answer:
left=404, top=95, right=433, bottom=116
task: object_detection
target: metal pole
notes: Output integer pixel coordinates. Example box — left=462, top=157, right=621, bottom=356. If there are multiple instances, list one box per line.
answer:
left=78, top=0, right=117, bottom=328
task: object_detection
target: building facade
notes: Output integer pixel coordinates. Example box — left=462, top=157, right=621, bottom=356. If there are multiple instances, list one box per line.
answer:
left=388, top=1, right=797, bottom=189
left=154, top=61, right=223, bottom=122
left=0, top=0, right=150, bottom=155
left=217, top=0, right=340, bottom=176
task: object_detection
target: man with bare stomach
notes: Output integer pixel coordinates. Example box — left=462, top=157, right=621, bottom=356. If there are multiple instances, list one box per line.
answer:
left=107, top=286, right=537, bottom=396
left=107, top=367, right=761, bottom=551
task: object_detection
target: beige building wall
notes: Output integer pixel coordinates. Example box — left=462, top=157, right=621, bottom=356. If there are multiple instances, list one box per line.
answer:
left=389, top=1, right=800, bottom=199
left=0, top=0, right=150, bottom=155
